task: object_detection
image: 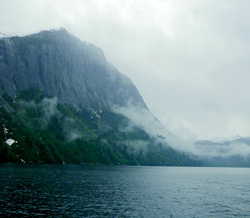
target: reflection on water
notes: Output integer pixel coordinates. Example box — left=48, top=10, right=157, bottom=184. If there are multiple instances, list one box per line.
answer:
left=0, top=164, right=250, bottom=217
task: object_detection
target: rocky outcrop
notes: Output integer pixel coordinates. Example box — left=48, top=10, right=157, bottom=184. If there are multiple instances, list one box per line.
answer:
left=0, top=28, right=147, bottom=111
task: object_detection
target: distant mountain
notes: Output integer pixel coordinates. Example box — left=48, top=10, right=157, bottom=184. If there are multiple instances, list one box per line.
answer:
left=195, top=138, right=250, bottom=167
left=0, top=29, right=201, bottom=166
left=195, top=137, right=250, bottom=146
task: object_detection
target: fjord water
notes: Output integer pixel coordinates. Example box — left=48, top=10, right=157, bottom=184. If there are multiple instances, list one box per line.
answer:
left=0, top=164, right=249, bottom=217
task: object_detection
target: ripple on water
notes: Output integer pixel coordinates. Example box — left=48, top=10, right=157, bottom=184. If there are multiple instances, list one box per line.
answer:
left=0, top=165, right=250, bottom=217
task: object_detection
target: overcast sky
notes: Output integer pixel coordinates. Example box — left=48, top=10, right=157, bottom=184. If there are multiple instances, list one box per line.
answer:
left=1, top=0, right=250, bottom=141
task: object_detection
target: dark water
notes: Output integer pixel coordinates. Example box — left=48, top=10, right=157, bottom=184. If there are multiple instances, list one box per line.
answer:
left=0, top=164, right=250, bottom=217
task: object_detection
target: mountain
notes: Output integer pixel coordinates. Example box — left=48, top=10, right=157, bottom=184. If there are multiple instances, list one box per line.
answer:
left=196, top=137, right=250, bottom=146
left=0, top=28, right=146, bottom=111
left=0, top=29, right=201, bottom=166
left=195, top=138, right=250, bottom=167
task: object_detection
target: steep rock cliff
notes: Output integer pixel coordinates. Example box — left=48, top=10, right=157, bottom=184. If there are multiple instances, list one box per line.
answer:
left=0, top=28, right=147, bottom=111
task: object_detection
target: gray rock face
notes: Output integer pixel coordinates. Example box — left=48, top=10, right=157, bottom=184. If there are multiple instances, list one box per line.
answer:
left=0, top=29, right=147, bottom=111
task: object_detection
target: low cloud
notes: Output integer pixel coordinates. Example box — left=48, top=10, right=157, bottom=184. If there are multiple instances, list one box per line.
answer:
left=17, top=96, right=61, bottom=126
left=113, top=103, right=168, bottom=139
left=17, top=96, right=83, bottom=141
left=62, top=117, right=83, bottom=141
left=194, top=141, right=250, bottom=158
left=113, top=103, right=196, bottom=153
left=124, top=140, right=149, bottom=155
left=42, top=97, right=60, bottom=124
left=114, top=103, right=250, bottom=159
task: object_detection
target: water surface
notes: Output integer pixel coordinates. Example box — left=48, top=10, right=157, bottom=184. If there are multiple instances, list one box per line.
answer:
left=0, top=164, right=249, bottom=217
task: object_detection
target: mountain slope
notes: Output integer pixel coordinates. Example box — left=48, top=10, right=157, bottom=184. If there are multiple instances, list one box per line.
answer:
left=0, top=28, right=146, bottom=111
left=0, top=29, right=201, bottom=166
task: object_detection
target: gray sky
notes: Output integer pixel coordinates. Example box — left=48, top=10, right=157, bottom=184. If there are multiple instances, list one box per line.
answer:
left=1, top=0, right=250, bottom=141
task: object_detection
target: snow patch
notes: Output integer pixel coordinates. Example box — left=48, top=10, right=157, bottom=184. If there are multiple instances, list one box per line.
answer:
left=20, top=159, right=25, bottom=163
left=6, top=138, right=16, bottom=146
left=92, top=110, right=101, bottom=119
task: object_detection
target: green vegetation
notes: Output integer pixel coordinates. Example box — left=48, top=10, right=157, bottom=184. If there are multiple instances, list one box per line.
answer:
left=0, top=90, right=201, bottom=166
